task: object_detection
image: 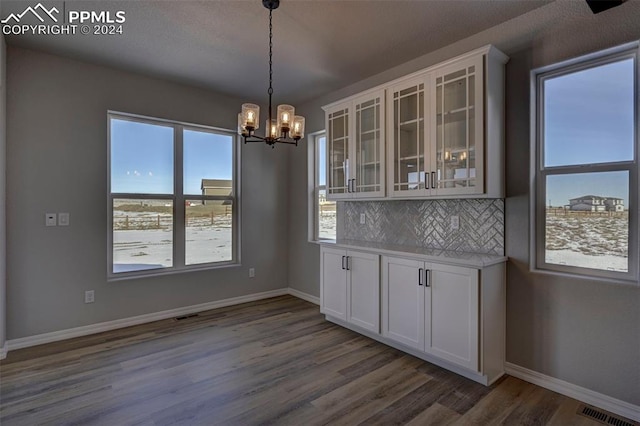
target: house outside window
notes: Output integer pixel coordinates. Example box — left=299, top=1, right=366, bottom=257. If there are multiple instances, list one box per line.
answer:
left=531, top=42, right=639, bottom=282
left=108, top=112, right=239, bottom=278
left=309, top=132, right=336, bottom=241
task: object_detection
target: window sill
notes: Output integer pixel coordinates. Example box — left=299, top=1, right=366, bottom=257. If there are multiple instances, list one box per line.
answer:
left=529, top=264, right=639, bottom=287
left=308, top=238, right=337, bottom=245
left=108, top=262, right=241, bottom=282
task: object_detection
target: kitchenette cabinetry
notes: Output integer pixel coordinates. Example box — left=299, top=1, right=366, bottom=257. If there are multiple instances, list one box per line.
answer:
left=320, top=243, right=506, bottom=385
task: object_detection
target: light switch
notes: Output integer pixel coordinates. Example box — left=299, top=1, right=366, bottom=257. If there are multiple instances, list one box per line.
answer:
left=46, top=213, right=57, bottom=227
left=58, top=213, right=70, bottom=226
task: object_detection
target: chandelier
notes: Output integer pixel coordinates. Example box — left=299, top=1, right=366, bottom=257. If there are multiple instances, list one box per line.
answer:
left=238, top=0, right=305, bottom=147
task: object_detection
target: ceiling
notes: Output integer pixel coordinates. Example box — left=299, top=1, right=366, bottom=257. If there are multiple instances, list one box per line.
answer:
left=2, top=0, right=555, bottom=105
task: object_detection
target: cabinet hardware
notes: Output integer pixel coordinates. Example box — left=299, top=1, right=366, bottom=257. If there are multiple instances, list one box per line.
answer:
left=431, top=172, right=436, bottom=189
left=351, top=179, right=356, bottom=193
left=425, top=269, right=431, bottom=287
left=424, top=172, right=429, bottom=189
left=341, top=256, right=346, bottom=270
left=418, top=268, right=424, bottom=286
left=346, top=256, right=351, bottom=271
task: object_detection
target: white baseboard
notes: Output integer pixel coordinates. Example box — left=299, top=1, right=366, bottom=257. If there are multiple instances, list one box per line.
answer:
left=0, top=341, right=7, bottom=360
left=6, top=288, right=289, bottom=352
left=287, top=288, right=320, bottom=305
left=505, top=362, right=640, bottom=422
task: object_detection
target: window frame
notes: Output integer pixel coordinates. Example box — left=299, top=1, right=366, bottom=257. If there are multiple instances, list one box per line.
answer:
left=530, top=42, right=640, bottom=283
left=308, top=131, right=335, bottom=242
left=107, top=111, right=240, bottom=280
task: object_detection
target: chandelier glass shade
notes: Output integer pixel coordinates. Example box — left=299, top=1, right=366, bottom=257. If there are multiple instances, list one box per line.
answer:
left=238, top=0, right=305, bottom=147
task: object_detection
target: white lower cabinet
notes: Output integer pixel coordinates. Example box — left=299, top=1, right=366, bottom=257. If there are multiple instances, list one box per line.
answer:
left=320, top=247, right=380, bottom=333
left=320, top=246, right=506, bottom=386
left=381, top=257, right=479, bottom=371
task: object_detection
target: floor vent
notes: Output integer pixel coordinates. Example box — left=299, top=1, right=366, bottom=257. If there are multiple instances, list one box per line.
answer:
left=577, top=404, right=637, bottom=426
left=174, top=313, right=199, bottom=321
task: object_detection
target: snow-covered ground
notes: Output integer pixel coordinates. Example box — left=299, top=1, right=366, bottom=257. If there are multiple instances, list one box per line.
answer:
left=545, top=213, right=628, bottom=272
left=113, top=214, right=232, bottom=273
left=319, top=212, right=336, bottom=240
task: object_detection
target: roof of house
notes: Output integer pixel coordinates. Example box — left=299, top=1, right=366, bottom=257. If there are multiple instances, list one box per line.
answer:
left=201, top=179, right=232, bottom=190
left=569, top=195, right=623, bottom=201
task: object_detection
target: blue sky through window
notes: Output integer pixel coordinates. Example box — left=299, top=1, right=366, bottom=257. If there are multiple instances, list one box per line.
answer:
left=111, top=119, right=174, bottom=194
left=184, top=130, right=233, bottom=195
left=111, top=119, right=233, bottom=195
left=544, top=58, right=634, bottom=207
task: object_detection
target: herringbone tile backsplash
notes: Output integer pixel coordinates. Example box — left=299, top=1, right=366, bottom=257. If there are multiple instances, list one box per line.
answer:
left=337, top=199, right=504, bottom=255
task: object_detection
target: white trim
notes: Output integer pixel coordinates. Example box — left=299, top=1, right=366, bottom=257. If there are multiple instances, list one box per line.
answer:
left=505, top=362, right=640, bottom=422
left=288, top=288, right=320, bottom=305
left=6, top=289, right=288, bottom=352
left=0, top=341, right=7, bottom=360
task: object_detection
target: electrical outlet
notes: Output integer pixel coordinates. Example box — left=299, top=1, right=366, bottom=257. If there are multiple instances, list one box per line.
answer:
left=360, top=213, right=366, bottom=225
left=45, top=213, right=57, bottom=227
left=249, top=268, right=255, bottom=278
left=450, top=215, right=460, bottom=230
left=58, top=212, right=70, bottom=226
left=84, top=290, right=95, bottom=304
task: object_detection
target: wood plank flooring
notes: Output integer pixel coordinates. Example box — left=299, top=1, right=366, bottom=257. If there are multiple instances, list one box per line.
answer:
left=0, top=295, right=625, bottom=425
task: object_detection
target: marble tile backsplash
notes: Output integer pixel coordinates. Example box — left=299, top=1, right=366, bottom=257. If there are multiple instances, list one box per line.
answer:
left=337, top=199, right=504, bottom=255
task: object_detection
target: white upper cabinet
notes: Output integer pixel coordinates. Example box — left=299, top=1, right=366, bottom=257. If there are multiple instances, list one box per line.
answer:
left=326, top=104, right=351, bottom=200
left=431, top=55, right=484, bottom=196
left=325, top=45, right=508, bottom=200
left=325, top=89, right=385, bottom=200
left=387, top=74, right=430, bottom=197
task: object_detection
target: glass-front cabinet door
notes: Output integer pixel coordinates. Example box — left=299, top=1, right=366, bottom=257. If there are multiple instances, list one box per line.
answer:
left=326, top=105, right=351, bottom=199
left=353, top=90, right=385, bottom=198
left=325, top=91, right=385, bottom=200
left=387, top=75, right=430, bottom=197
left=431, top=56, right=484, bottom=196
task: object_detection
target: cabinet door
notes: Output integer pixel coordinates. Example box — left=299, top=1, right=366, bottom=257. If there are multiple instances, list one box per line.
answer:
left=387, top=75, right=430, bottom=198
left=326, top=105, right=351, bottom=200
left=431, top=56, right=484, bottom=196
left=381, top=256, right=425, bottom=350
left=320, top=247, right=348, bottom=320
left=424, top=263, right=479, bottom=371
left=347, top=251, right=380, bottom=333
left=352, top=91, right=385, bottom=198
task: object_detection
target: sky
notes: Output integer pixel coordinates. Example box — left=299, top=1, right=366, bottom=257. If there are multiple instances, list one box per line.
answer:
left=544, top=58, right=634, bottom=207
left=111, top=119, right=233, bottom=195
left=318, top=136, right=327, bottom=186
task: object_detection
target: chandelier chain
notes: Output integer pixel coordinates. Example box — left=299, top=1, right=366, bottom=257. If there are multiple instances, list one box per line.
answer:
left=268, top=7, right=273, bottom=108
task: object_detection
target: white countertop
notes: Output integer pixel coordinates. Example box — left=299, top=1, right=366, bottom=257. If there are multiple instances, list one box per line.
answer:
left=319, top=239, right=507, bottom=268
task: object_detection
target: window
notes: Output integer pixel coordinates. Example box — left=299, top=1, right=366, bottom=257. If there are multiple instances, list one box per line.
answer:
left=532, top=43, right=639, bottom=282
left=108, top=112, right=238, bottom=277
left=309, top=132, right=336, bottom=241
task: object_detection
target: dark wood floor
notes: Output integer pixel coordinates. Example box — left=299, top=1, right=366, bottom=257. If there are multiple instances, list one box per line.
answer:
left=0, top=295, right=620, bottom=425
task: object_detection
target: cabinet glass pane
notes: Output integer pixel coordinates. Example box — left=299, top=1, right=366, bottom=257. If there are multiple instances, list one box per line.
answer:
left=393, top=86, right=425, bottom=191
left=328, top=110, right=348, bottom=195
left=436, top=68, right=476, bottom=189
left=356, top=99, right=381, bottom=193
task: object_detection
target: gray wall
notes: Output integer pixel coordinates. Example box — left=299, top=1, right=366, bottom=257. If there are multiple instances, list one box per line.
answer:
left=6, top=46, right=290, bottom=339
left=288, top=1, right=640, bottom=406
left=0, top=33, right=6, bottom=351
